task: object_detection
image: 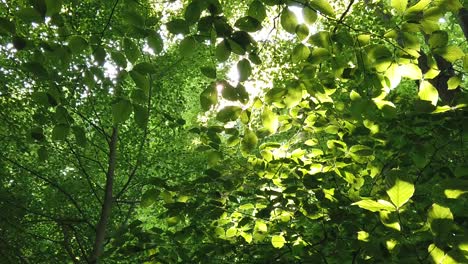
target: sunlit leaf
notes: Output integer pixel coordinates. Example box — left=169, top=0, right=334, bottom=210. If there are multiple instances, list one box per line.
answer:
left=418, top=80, right=439, bottom=105
left=386, top=179, right=414, bottom=209
left=391, top=0, right=408, bottom=13
left=271, top=234, right=286, bottom=248
left=352, top=199, right=396, bottom=212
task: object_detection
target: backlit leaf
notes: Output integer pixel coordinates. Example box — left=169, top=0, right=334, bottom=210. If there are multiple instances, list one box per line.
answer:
left=216, top=40, right=231, bottom=62
left=235, top=16, right=262, bottom=32
left=237, top=59, right=252, bottom=82
left=280, top=8, right=298, bottom=34
left=310, top=0, right=335, bottom=17
left=303, top=8, right=318, bottom=24
left=216, top=106, right=242, bottom=122
left=184, top=2, right=202, bottom=24
left=352, top=199, right=396, bottom=212
left=292, top=43, right=310, bottom=63
left=386, top=179, right=414, bottom=209
left=418, top=80, right=438, bottom=105
left=166, top=19, right=189, bottom=35
left=200, top=83, right=218, bottom=111
left=248, top=0, right=267, bottom=22
left=391, top=0, right=408, bottom=13
left=271, top=235, right=286, bottom=248
left=241, top=129, right=258, bottom=154
left=147, top=33, right=164, bottom=54
left=180, top=36, right=197, bottom=57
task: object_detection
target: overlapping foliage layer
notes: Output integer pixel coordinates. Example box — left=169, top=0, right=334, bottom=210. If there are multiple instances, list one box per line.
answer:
left=0, top=0, right=468, bottom=263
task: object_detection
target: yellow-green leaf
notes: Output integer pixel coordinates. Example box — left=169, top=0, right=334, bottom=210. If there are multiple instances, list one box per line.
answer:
left=391, top=0, right=408, bottom=13
left=418, top=80, right=438, bottom=105
left=352, top=199, right=396, bottom=212
left=386, top=179, right=414, bottom=209
left=271, top=234, right=286, bottom=248
left=310, top=0, right=335, bottom=17
left=280, top=8, right=298, bottom=34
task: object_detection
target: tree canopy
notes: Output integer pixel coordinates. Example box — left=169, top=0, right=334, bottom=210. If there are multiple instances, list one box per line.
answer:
left=1, top=0, right=468, bottom=263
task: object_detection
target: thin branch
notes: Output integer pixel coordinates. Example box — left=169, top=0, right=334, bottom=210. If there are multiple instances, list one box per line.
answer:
left=0, top=154, right=94, bottom=230
left=333, top=0, right=355, bottom=33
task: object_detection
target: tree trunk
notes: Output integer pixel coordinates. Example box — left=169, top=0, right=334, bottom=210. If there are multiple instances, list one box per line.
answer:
left=89, top=126, right=118, bottom=263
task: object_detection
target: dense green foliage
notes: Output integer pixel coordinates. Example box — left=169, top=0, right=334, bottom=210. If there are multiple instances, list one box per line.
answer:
left=1, top=0, right=468, bottom=263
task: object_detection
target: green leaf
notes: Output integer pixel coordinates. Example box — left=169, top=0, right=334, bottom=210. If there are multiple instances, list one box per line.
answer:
left=200, top=66, right=217, bottom=79
left=31, top=127, right=45, bottom=141
left=215, top=40, right=231, bottom=62
left=16, top=8, right=43, bottom=23
left=271, top=235, right=286, bottom=249
left=112, top=99, right=132, bottom=124
left=435, top=45, right=464, bottom=62
left=386, top=179, right=414, bottom=209
left=141, top=189, right=160, bottom=208
left=391, top=0, right=408, bottom=13
left=418, top=80, right=438, bottom=105
left=166, top=19, right=189, bottom=35
left=124, top=38, right=140, bottom=63
left=37, top=146, right=48, bottom=161
left=130, top=70, right=149, bottom=92
left=261, top=107, right=279, bottom=134
left=200, top=83, right=218, bottom=111
left=24, top=62, right=48, bottom=79
left=216, top=106, right=242, bottom=122
left=45, top=0, right=62, bottom=16
left=248, top=0, right=267, bottom=22
left=93, top=47, right=106, bottom=65
left=303, top=8, right=318, bottom=24
left=428, top=203, right=453, bottom=221
left=0, top=18, right=16, bottom=35
left=280, top=8, right=298, bottom=34
left=295, top=24, right=309, bottom=41
left=292, top=43, right=310, bottom=63
left=241, top=129, right=258, bottom=154
left=180, top=36, right=197, bottom=57
left=111, top=51, right=127, bottom=68
left=399, top=63, right=422, bottom=80
left=310, top=0, right=335, bottom=17
left=428, top=244, right=457, bottom=264
left=184, top=2, right=202, bottom=24
left=428, top=30, right=448, bottom=49
left=133, top=104, right=148, bottom=128
left=52, top=124, right=70, bottom=141
left=133, top=62, right=156, bottom=74
left=237, top=59, right=252, bottom=82
left=352, top=199, right=396, bottom=212
left=147, top=33, right=164, bottom=54
left=68, top=36, right=88, bottom=54
left=235, top=16, right=262, bottom=32
left=72, top=126, right=87, bottom=147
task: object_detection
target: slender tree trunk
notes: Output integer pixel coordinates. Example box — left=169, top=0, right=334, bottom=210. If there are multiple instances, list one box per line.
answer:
left=90, top=126, right=118, bottom=263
